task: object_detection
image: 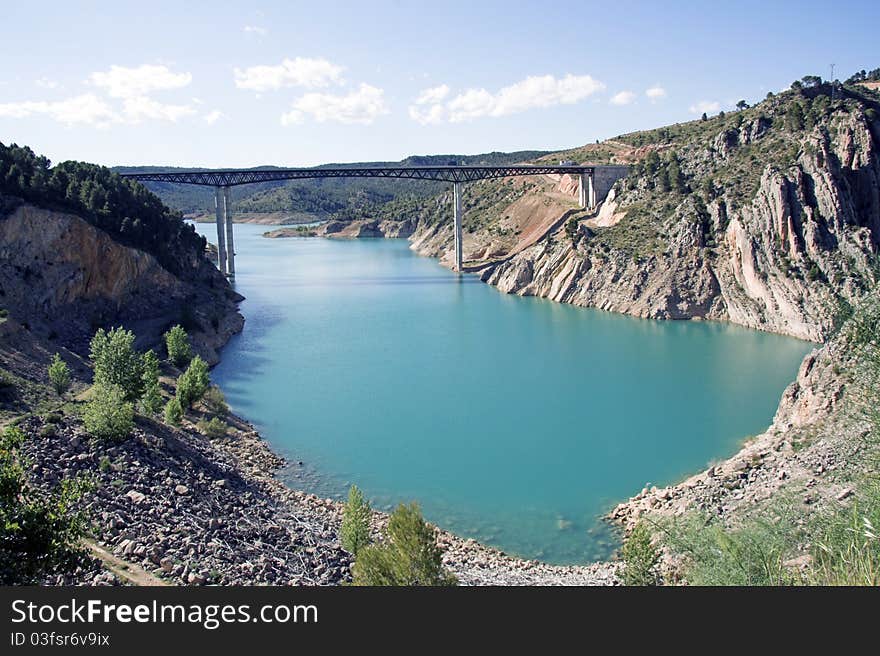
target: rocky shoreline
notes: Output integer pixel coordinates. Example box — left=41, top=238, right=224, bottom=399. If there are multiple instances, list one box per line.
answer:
left=22, top=393, right=618, bottom=586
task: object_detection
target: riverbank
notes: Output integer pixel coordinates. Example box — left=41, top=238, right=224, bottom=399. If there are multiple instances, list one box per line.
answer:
left=20, top=397, right=618, bottom=586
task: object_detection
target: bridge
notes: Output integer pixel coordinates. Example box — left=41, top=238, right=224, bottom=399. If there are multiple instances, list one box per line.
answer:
left=122, top=164, right=628, bottom=278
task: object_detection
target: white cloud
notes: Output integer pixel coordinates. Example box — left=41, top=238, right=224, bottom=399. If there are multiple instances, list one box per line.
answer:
left=35, top=77, right=59, bottom=90
left=122, top=96, right=196, bottom=123
left=414, top=84, right=450, bottom=105
left=610, top=90, right=636, bottom=105
left=408, top=74, right=605, bottom=124
left=234, top=57, right=344, bottom=92
left=243, top=25, right=268, bottom=36
left=204, top=109, right=226, bottom=125
left=689, top=100, right=721, bottom=114
left=89, top=64, right=192, bottom=99
left=409, top=103, right=447, bottom=126
left=0, top=94, right=119, bottom=127
left=281, top=83, right=388, bottom=125
left=645, top=86, right=667, bottom=100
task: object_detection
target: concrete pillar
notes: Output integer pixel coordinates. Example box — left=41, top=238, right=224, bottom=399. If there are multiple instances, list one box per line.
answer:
left=453, top=181, right=463, bottom=272
left=578, top=173, right=587, bottom=208
left=214, top=186, right=227, bottom=274
left=223, top=186, right=235, bottom=279
left=588, top=173, right=597, bottom=210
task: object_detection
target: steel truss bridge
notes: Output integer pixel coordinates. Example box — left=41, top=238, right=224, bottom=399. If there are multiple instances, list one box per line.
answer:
left=121, top=165, right=600, bottom=277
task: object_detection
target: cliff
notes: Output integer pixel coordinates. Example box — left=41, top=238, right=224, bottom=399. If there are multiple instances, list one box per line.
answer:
left=0, top=201, right=242, bottom=363
left=409, top=84, right=880, bottom=341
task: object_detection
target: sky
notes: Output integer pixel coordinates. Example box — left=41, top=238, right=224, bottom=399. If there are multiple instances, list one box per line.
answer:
left=0, top=0, right=876, bottom=168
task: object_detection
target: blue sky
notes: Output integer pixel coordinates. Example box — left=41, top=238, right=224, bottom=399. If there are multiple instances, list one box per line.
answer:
left=1, top=0, right=876, bottom=168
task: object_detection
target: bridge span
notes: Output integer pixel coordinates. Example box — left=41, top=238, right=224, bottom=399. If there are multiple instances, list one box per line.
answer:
left=121, top=164, right=628, bottom=277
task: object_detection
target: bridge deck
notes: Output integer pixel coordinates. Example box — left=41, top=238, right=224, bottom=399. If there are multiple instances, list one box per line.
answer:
left=120, top=165, right=595, bottom=187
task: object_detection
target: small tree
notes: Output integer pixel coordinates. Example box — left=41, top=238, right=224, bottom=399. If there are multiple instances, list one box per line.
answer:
left=164, top=397, right=183, bottom=426
left=621, top=521, right=661, bottom=586
left=700, top=112, right=708, bottom=122
left=164, top=325, right=192, bottom=368
left=735, top=99, right=749, bottom=111
left=89, top=327, right=143, bottom=402
left=83, top=384, right=134, bottom=442
left=176, top=356, right=210, bottom=409
left=341, top=485, right=372, bottom=556
left=0, top=426, right=91, bottom=583
left=352, top=503, right=457, bottom=586
left=47, top=353, right=71, bottom=397
left=139, top=350, right=163, bottom=416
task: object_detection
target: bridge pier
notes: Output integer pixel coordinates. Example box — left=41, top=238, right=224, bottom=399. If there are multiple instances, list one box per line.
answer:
left=453, top=181, right=463, bottom=272
left=214, top=186, right=227, bottom=274
left=578, top=172, right=597, bottom=210
left=222, top=186, right=235, bottom=279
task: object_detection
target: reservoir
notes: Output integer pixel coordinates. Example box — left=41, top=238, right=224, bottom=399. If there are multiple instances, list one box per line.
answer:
left=196, top=223, right=813, bottom=564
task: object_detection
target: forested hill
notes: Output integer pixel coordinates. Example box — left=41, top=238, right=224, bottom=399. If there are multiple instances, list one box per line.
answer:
left=0, top=143, right=205, bottom=276
left=113, top=150, right=550, bottom=217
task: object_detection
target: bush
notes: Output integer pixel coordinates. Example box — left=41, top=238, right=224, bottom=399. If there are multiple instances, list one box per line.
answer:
left=197, top=417, right=228, bottom=439
left=82, top=384, right=134, bottom=442
left=139, top=350, right=163, bottom=416
left=621, top=522, right=661, bottom=585
left=351, top=503, right=457, bottom=586
left=89, top=327, right=143, bottom=402
left=202, top=385, right=228, bottom=417
left=164, top=325, right=192, bottom=368
left=164, top=397, right=183, bottom=426
left=176, top=356, right=209, bottom=409
left=0, top=426, right=91, bottom=583
left=341, top=485, right=372, bottom=556
left=47, top=353, right=71, bottom=397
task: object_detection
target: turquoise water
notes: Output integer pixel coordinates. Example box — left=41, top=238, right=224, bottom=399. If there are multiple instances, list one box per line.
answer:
left=196, top=223, right=813, bottom=564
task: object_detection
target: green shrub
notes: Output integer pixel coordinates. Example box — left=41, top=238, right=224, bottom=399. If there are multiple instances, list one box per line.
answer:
left=351, top=502, right=457, bottom=586
left=139, top=350, right=163, bottom=416
left=341, top=485, right=372, bottom=556
left=621, top=522, right=661, bottom=586
left=0, top=426, right=91, bottom=583
left=82, top=384, right=134, bottom=442
left=176, top=356, right=209, bottom=409
left=47, top=353, right=71, bottom=397
left=164, top=397, right=183, bottom=426
left=202, top=385, right=228, bottom=417
left=164, top=325, right=192, bottom=368
left=89, top=327, right=143, bottom=402
left=197, top=417, right=228, bottom=439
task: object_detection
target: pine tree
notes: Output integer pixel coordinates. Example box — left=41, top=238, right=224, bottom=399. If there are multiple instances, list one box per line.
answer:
left=164, top=325, right=192, bottom=368
left=47, top=353, right=71, bottom=397
left=341, top=485, right=372, bottom=556
left=176, top=356, right=210, bottom=409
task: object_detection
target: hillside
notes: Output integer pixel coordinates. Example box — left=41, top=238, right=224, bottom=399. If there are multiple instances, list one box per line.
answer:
left=401, top=80, right=880, bottom=342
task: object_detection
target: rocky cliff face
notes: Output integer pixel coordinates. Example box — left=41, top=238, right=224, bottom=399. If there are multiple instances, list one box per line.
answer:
left=0, top=203, right=242, bottom=362
left=411, top=86, right=880, bottom=342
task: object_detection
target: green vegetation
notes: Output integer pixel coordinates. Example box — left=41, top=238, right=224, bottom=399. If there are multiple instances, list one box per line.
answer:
left=176, top=356, right=210, bottom=409
left=139, top=350, right=163, bottom=416
left=47, top=353, right=71, bottom=397
left=0, top=426, right=91, bottom=583
left=197, top=417, right=228, bottom=439
left=201, top=386, right=228, bottom=417
left=340, top=485, right=372, bottom=556
left=351, top=502, right=457, bottom=586
left=82, top=383, right=134, bottom=442
left=621, top=522, right=660, bottom=586
left=0, top=142, right=205, bottom=276
left=164, top=397, right=183, bottom=426
left=89, top=327, right=144, bottom=402
left=164, top=324, right=192, bottom=368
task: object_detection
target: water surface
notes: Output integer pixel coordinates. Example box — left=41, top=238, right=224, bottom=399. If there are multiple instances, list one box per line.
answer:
left=196, top=223, right=813, bottom=563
